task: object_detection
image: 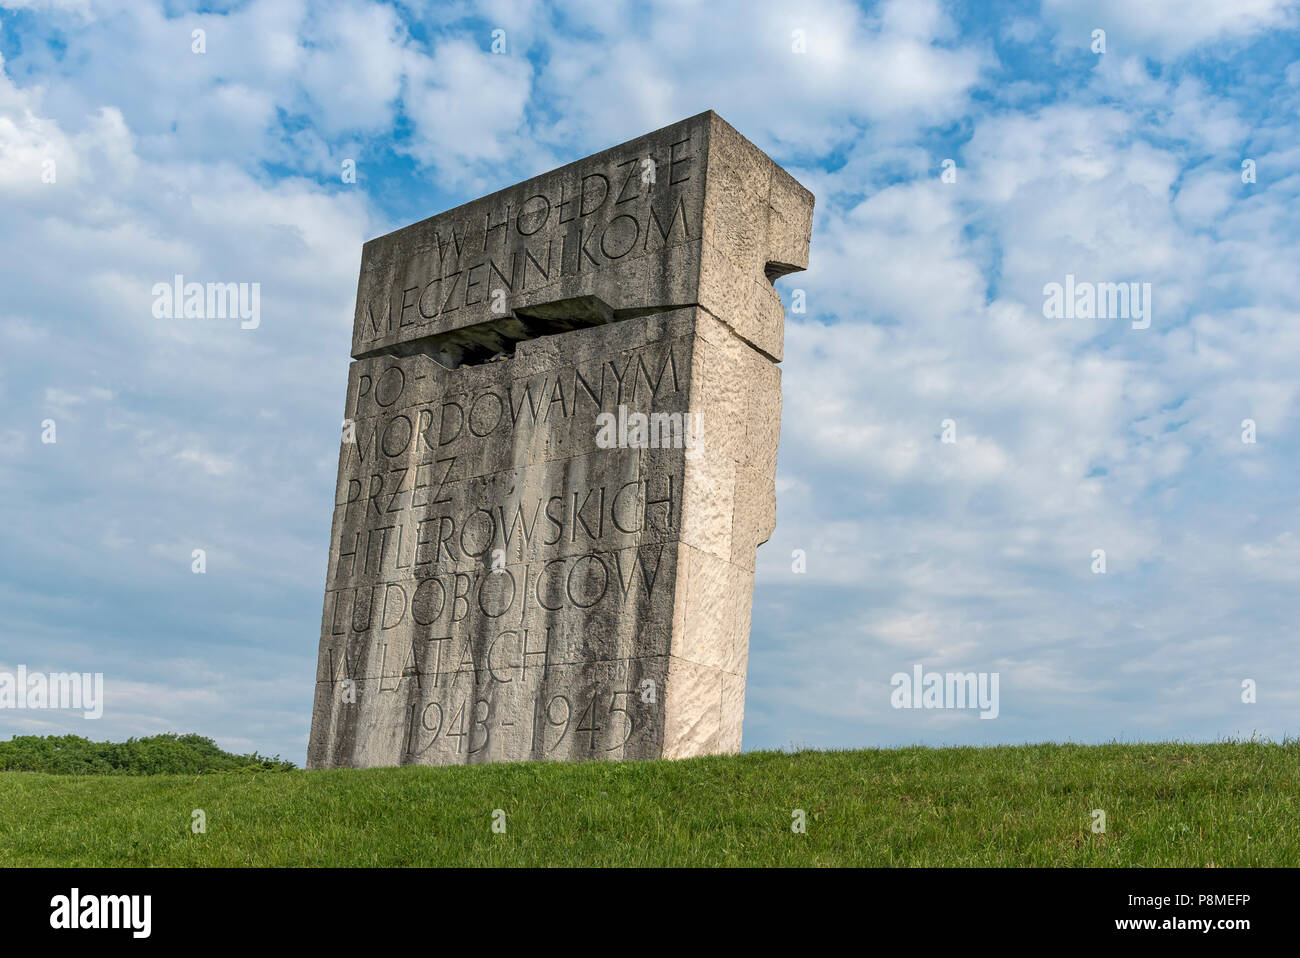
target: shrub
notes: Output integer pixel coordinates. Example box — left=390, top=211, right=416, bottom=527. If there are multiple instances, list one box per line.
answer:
left=0, top=733, right=295, bottom=774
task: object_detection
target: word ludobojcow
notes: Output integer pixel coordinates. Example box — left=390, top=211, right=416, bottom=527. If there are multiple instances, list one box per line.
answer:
left=326, top=545, right=669, bottom=640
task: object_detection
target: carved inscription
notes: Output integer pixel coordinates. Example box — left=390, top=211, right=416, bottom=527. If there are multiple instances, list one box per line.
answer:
left=312, top=320, right=692, bottom=765
left=353, top=118, right=708, bottom=357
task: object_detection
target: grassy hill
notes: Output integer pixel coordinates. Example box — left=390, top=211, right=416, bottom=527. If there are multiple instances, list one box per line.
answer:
left=0, top=740, right=1295, bottom=866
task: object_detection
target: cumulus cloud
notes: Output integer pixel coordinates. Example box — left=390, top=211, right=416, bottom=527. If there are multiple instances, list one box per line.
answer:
left=1043, top=0, right=1299, bottom=58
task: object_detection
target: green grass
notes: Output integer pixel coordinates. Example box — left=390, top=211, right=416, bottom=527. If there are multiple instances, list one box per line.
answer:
left=1, top=741, right=1296, bottom=866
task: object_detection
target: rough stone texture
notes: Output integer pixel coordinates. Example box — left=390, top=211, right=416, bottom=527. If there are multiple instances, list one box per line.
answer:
left=308, top=111, right=813, bottom=768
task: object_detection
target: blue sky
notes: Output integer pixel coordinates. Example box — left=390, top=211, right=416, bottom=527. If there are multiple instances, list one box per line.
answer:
left=1, top=0, right=1298, bottom=762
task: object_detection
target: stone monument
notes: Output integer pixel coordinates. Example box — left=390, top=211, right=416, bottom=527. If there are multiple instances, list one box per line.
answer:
left=307, top=111, right=813, bottom=767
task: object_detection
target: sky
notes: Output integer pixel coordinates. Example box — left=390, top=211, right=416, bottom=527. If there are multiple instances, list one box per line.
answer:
left=1, top=0, right=1298, bottom=763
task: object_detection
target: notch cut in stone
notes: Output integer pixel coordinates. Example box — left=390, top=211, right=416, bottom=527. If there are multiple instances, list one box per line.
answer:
left=355, top=295, right=670, bottom=369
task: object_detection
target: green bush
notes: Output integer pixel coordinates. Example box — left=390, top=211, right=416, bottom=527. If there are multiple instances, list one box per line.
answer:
left=0, top=733, right=295, bottom=774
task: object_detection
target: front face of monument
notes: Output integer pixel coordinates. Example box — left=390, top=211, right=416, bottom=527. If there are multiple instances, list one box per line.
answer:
left=307, top=112, right=813, bottom=768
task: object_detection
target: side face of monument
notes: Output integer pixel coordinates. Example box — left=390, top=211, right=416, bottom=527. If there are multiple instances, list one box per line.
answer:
left=308, top=112, right=813, bottom=767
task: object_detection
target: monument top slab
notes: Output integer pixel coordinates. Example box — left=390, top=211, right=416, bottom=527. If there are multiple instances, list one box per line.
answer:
left=350, top=111, right=813, bottom=364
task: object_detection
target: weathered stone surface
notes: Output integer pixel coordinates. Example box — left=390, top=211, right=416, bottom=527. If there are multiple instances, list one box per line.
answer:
left=308, top=111, right=813, bottom=767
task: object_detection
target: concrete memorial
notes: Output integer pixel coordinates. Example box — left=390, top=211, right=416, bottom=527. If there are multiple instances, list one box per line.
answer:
left=307, top=111, right=814, bottom=767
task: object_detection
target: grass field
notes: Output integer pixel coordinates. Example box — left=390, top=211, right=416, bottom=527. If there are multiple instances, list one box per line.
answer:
left=1, top=741, right=1296, bottom=866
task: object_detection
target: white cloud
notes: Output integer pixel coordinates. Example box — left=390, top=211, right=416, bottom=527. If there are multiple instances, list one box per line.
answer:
left=1043, top=0, right=1299, bottom=58
left=400, top=37, right=534, bottom=181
